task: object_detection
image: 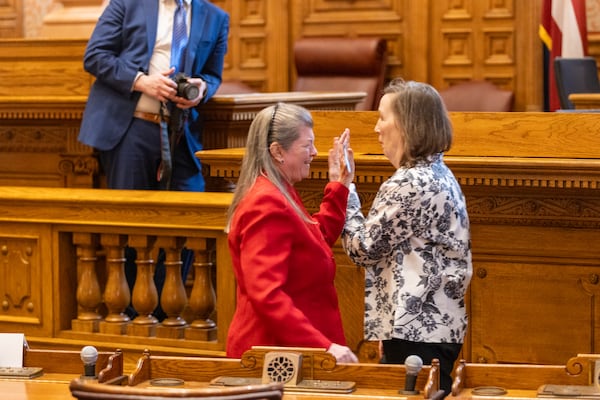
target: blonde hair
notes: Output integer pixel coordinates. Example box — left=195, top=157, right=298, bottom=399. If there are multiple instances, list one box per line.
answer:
left=383, top=78, right=453, bottom=167
left=225, top=102, right=314, bottom=232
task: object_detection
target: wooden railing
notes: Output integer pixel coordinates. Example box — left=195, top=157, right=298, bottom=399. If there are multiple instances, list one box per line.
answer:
left=0, top=186, right=234, bottom=357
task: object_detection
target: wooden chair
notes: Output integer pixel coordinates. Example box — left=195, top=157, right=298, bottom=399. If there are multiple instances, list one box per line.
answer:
left=439, top=80, right=514, bottom=111
left=293, top=37, right=387, bottom=111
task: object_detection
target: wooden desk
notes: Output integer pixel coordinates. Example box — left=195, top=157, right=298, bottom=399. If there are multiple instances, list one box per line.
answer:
left=0, top=379, right=436, bottom=400
left=448, top=354, right=597, bottom=399
left=450, top=388, right=536, bottom=399
left=0, top=91, right=364, bottom=188
left=199, top=91, right=366, bottom=149
left=0, top=347, right=123, bottom=400
left=197, top=111, right=600, bottom=367
left=0, top=375, right=72, bottom=400
left=68, top=347, right=442, bottom=399
left=0, top=346, right=442, bottom=399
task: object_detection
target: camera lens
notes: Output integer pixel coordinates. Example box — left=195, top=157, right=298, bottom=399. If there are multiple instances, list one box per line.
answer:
left=181, top=84, right=199, bottom=100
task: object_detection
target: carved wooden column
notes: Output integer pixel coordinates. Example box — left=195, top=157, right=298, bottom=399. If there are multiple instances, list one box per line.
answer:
left=185, top=238, right=217, bottom=341
left=72, top=232, right=101, bottom=333
left=99, top=234, right=130, bottom=335
left=156, top=237, right=188, bottom=339
left=128, top=235, right=159, bottom=337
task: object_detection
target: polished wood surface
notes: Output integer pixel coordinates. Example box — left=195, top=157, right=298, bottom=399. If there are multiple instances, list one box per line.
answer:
left=448, top=354, right=598, bottom=399
left=199, top=91, right=366, bottom=149
left=0, top=347, right=441, bottom=400
left=23, top=347, right=120, bottom=376
left=569, top=92, right=600, bottom=109
left=0, top=379, right=433, bottom=400
left=69, top=347, right=440, bottom=399
left=0, top=347, right=123, bottom=400
left=0, top=376, right=72, bottom=400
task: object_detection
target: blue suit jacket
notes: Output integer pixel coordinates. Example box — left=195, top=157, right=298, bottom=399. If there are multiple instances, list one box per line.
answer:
left=78, top=0, right=229, bottom=170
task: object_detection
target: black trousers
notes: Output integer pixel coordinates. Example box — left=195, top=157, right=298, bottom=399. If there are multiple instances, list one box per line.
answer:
left=381, top=338, right=462, bottom=397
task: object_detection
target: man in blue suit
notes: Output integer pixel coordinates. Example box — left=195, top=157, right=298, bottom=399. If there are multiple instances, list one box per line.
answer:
left=79, top=0, right=229, bottom=320
left=79, top=0, right=229, bottom=191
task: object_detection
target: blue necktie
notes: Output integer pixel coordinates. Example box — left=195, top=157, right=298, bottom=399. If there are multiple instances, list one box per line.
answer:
left=171, top=0, right=188, bottom=73
left=159, top=0, right=188, bottom=189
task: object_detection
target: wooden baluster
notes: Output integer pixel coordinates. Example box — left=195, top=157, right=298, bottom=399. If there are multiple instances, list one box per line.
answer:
left=156, top=236, right=187, bottom=338
left=185, top=238, right=217, bottom=341
left=128, top=235, right=159, bottom=337
left=99, top=234, right=130, bottom=335
left=71, top=232, right=102, bottom=333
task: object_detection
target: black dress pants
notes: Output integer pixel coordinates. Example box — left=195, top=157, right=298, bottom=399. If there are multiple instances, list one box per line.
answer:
left=381, top=338, right=462, bottom=397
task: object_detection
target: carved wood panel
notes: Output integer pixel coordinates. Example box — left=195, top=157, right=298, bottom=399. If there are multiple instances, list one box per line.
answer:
left=429, top=1, right=516, bottom=91
left=289, top=0, right=542, bottom=110
left=1, top=0, right=552, bottom=109
left=0, top=0, right=23, bottom=38
left=0, top=224, right=52, bottom=338
left=469, top=238, right=600, bottom=364
left=213, top=0, right=288, bottom=92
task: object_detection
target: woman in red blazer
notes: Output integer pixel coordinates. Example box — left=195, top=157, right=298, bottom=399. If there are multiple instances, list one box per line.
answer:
left=225, top=102, right=357, bottom=363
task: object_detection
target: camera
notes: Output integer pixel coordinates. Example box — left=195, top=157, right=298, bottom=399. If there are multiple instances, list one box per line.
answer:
left=172, top=72, right=200, bottom=100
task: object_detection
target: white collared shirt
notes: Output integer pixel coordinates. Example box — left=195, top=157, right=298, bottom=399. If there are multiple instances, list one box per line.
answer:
left=136, top=0, right=192, bottom=114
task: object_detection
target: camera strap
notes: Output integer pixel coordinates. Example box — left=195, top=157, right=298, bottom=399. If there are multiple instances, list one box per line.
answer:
left=157, top=105, right=173, bottom=190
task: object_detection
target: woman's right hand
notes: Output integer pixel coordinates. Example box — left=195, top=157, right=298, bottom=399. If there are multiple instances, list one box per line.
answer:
left=328, top=128, right=355, bottom=187
left=327, top=343, right=359, bottom=363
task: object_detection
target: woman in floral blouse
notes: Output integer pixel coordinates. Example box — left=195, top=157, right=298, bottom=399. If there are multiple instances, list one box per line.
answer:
left=341, top=79, right=473, bottom=395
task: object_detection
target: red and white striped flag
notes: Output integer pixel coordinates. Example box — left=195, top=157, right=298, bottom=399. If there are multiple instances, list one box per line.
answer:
left=539, top=0, right=588, bottom=111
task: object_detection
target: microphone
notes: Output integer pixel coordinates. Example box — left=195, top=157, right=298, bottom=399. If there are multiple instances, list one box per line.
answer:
left=399, top=354, right=423, bottom=395
left=80, top=345, right=98, bottom=379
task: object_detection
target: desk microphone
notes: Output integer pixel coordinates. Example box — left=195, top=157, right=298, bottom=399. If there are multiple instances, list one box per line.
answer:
left=399, top=354, right=423, bottom=395
left=80, top=345, right=98, bottom=379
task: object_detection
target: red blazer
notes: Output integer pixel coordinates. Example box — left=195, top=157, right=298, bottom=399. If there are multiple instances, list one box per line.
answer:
left=226, top=176, right=349, bottom=357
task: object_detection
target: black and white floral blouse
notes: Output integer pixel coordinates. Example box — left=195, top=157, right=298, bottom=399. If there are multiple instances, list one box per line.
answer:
left=341, top=153, right=473, bottom=343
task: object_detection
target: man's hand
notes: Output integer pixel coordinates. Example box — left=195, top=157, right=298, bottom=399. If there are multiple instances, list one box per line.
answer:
left=133, top=67, right=177, bottom=103
left=171, top=77, right=207, bottom=109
